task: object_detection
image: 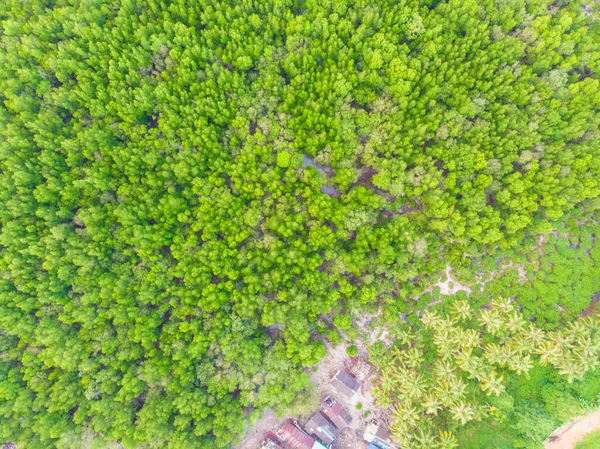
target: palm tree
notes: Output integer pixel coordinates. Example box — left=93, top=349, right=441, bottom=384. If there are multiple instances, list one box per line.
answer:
left=438, top=314, right=457, bottom=332
left=400, top=370, right=427, bottom=400
left=493, top=297, right=514, bottom=314
left=448, top=328, right=479, bottom=351
left=404, top=347, right=424, bottom=369
left=455, top=350, right=486, bottom=380
left=391, top=345, right=405, bottom=363
left=508, top=333, right=534, bottom=353
left=478, top=309, right=504, bottom=335
left=507, top=353, right=534, bottom=375
left=437, top=430, right=459, bottom=449
left=450, top=300, right=471, bottom=322
left=422, top=392, right=443, bottom=415
left=421, top=309, right=440, bottom=329
left=391, top=400, right=421, bottom=428
left=547, top=330, right=574, bottom=349
left=435, top=339, right=456, bottom=361
left=390, top=419, right=412, bottom=446
left=484, top=342, right=505, bottom=366
left=535, top=341, right=563, bottom=366
left=570, top=351, right=596, bottom=375
left=556, top=358, right=580, bottom=383
left=433, top=379, right=455, bottom=407
left=415, top=427, right=438, bottom=449
left=449, top=400, right=476, bottom=425
left=397, top=329, right=414, bottom=346
left=372, top=383, right=394, bottom=409
left=572, top=335, right=600, bottom=360
left=479, top=371, right=505, bottom=396
left=505, top=311, right=526, bottom=333
left=521, top=322, right=545, bottom=346
left=463, top=328, right=481, bottom=348
left=499, top=344, right=516, bottom=368
left=574, top=353, right=600, bottom=374
left=434, top=359, right=455, bottom=380
left=567, top=319, right=593, bottom=338
left=445, top=328, right=467, bottom=354
left=578, top=316, right=600, bottom=332
left=446, top=373, right=467, bottom=398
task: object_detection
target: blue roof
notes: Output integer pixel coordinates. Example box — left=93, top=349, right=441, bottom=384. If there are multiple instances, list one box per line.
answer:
left=368, top=443, right=389, bottom=449
left=311, top=441, right=328, bottom=449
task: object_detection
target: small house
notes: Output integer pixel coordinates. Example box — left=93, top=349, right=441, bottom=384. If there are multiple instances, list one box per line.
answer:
left=330, top=369, right=359, bottom=397
left=319, top=396, right=352, bottom=429
left=304, top=411, right=340, bottom=445
left=277, top=423, right=315, bottom=449
left=348, top=358, right=371, bottom=381
left=363, top=422, right=392, bottom=449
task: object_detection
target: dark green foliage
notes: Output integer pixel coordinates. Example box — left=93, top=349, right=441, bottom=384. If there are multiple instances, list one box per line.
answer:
left=1, top=0, right=599, bottom=448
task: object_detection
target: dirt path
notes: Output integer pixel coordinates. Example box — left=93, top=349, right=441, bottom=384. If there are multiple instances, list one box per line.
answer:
left=544, top=409, right=600, bottom=449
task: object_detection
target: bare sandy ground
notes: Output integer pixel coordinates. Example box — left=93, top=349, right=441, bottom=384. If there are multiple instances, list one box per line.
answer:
left=544, top=409, right=600, bottom=449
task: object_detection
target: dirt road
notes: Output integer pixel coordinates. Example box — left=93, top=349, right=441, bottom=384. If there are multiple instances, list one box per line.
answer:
left=544, top=409, right=600, bottom=449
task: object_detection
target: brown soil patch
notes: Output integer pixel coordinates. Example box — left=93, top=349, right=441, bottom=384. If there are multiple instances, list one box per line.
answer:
left=544, top=409, right=600, bottom=449
left=580, top=293, right=600, bottom=317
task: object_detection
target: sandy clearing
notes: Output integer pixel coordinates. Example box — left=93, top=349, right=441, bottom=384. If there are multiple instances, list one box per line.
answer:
left=436, top=264, right=472, bottom=296
left=544, top=409, right=600, bottom=449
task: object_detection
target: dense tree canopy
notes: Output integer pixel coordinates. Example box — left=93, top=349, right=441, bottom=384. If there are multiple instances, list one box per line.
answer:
left=0, top=0, right=599, bottom=448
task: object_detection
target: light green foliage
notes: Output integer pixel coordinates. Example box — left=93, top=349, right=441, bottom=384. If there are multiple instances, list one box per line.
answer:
left=277, top=151, right=292, bottom=168
left=334, top=314, right=353, bottom=331
left=372, top=299, right=600, bottom=447
left=0, top=0, right=599, bottom=448
left=576, top=431, right=600, bottom=449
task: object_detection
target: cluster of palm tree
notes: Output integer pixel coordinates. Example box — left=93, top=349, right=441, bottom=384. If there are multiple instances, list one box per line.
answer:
left=371, top=298, right=600, bottom=448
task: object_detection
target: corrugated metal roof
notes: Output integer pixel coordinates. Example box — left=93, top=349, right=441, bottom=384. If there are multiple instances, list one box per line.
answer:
left=330, top=369, right=359, bottom=397
left=304, top=411, right=339, bottom=445
left=364, top=423, right=391, bottom=448
left=277, top=423, right=315, bottom=449
left=319, top=397, right=352, bottom=428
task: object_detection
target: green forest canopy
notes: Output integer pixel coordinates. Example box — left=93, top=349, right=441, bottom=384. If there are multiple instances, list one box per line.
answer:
left=0, top=0, right=599, bottom=448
